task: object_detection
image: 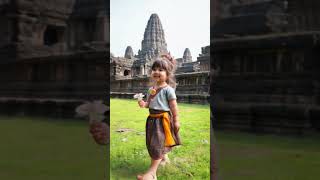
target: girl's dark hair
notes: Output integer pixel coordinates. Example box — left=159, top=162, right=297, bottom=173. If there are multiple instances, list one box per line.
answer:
left=150, top=54, right=177, bottom=88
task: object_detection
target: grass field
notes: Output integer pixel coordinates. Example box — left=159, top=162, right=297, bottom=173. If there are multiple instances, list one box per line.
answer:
left=110, top=98, right=211, bottom=180
left=215, top=130, right=320, bottom=180
left=3, top=99, right=318, bottom=180
left=0, top=116, right=107, bottom=180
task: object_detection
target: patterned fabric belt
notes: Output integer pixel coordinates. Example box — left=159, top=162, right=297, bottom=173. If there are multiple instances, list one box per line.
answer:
left=148, top=112, right=176, bottom=146
left=149, top=109, right=168, bottom=114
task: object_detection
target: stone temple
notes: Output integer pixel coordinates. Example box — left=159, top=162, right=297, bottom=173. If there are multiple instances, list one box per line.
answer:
left=111, top=13, right=208, bottom=78
left=211, top=0, right=320, bottom=134
left=110, top=14, right=210, bottom=104
left=0, top=0, right=109, bottom=117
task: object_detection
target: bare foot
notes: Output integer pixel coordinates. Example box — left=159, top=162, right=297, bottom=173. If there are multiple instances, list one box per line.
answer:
left=137, top=172, right=156, bottom=180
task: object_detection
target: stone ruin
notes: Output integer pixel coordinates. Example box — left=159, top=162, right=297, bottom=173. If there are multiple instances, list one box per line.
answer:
left=0, top=0, right=109, bottom=118
left=110, top=14, right=210, bottom=79
left=110, top=14, right=210, bottom=104
left=211, top=0, right=320, bottom=134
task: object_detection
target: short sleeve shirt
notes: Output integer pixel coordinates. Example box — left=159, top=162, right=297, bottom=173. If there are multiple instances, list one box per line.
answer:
left=147, top=86, right=177, bottom=111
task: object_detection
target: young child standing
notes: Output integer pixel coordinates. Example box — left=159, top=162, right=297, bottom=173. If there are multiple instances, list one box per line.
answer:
left=137, top=54, right=181, bottom=180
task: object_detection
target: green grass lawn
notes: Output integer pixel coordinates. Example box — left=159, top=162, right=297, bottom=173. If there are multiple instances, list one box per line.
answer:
left=110, top=98, right=210, bottom=180
left=3, top=100, right=319, bottom=180
left=215, top=130, right=320, bottom=180
left=0, top=116, right=107, bottom=180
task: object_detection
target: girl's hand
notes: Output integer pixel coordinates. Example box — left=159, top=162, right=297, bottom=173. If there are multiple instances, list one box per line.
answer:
left=89, top=122, right=109, bottom=145
left=174, top=121, right=180, bottom=133
left=138, top=100, right=146, bottom=108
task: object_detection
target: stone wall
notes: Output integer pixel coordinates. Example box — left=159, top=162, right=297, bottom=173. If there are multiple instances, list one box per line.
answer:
left=111, top=71, right=210, bottom=104
left=211, top=1, right=320, bottom=134
left=214, top=102, right=320, bottom=134
left=0, top=98, right=84, bottom=118
left=0, top=0, right=109, bottom=60
left=0, top=0, right=109, bottom=118
left=212, top=32, right=320, bottom=134
left=0, top=50, right=109, bottom=117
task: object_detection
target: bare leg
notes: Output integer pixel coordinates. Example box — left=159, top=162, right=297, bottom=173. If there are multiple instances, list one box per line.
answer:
left=137, top=158, right=162, bottom=180
left=160, top=153, right=170, bottom=166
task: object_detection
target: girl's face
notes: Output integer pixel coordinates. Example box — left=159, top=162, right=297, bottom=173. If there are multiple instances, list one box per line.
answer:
left=151, top=67, right=168, bottom=84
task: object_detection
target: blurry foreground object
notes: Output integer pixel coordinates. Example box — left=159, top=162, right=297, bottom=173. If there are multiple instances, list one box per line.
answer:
left=75, top=101, right=110, bottom=145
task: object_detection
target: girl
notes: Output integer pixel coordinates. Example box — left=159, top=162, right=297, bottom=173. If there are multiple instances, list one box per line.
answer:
left=137, top=54, right=181, bottom=180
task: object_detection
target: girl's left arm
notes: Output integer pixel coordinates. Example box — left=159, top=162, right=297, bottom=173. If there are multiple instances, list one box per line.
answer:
left=169, top=99, right=180, bottom=133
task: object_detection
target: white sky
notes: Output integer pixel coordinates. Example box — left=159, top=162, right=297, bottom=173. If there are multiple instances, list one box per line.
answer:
left=110, top=0, right=210, bottom=61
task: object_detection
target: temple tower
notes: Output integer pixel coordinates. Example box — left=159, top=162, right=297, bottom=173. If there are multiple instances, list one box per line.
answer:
left=133, top=13, right=168, bottom=76
left=140, top=13, right=168, bottom=59
left=124, top=46, right=134, bottom=59
left=183, top=48, right=192, bottom=63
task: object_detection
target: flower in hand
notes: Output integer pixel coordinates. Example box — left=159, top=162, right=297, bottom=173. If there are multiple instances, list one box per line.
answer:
left=133, top=93, right=145, bottom=101
left=75, top=100, right=109, bottom=124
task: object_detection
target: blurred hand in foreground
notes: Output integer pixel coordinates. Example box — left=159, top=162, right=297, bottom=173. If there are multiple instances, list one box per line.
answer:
left=89, top=122, right=109, bottom=145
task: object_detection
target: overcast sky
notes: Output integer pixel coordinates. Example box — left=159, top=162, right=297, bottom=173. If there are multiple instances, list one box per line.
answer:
left=110, top=0, right=210, bottom=61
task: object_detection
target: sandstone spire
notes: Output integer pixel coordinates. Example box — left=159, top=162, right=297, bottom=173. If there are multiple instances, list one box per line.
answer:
left=124, top=46, right=134, bottom=59
left=140, top=13, right=168, bottom=58
left=183, top=48, right=192, bottom=63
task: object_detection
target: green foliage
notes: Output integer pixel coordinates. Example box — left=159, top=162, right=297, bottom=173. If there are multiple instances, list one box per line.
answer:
left=110, top=98, right=210, bottom=180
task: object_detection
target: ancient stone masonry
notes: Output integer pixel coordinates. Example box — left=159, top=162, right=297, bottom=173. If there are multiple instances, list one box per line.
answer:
left=0, top=0, right=76, bottom=60
left=212, top=0, right=320, bottom=134
left=110, top=14, right=210, bottom=104
left=68, top=0, right=109, bottom=51
left=132, top=13, right=168, bottom=77
left=182, top=48, right=192, bottom=63
left=0, top=0, right=109, bottom=118
left=124, top=46, right=134, bottom=59
left=198, top=46, right=210, bottom=72
left=212, top=0, right=290, bottom=38
left=111, top=51, right=134, bottom=80
left=176, top=48, right=200, bottom=74
left=141, top=14, right=168, bottom=57
left=111, top=14, right=209, bottom=78
left=111, top=71, right=209, bottom=104
left=0, top=0, right=109, bottom=59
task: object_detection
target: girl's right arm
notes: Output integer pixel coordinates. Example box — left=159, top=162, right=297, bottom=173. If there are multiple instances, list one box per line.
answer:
left=138, top=88, right=151, bottom=108
left=138, top=100, right=149, bottom=108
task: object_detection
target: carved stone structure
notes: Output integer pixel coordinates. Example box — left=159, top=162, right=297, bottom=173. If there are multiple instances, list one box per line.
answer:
left=0, top=0, right=109, bottom=118
left=129, top=13, right=168, bottom=77
left=176, top=48, right=192, bottom=67
left=140, top=14, right=168, bottom=57
left=111, top=71, right=210, bottom=104
left=124, top=46, right=134, bottom=59
left=212, top=0, right=320, bottom=134
left=110, top=14, right=210, bottom=104
left=111, top=51, right=135, bottom=80
left=182, top=48, right=192, bottom=63
left=175, top=48, right=201, bottom=74
left=198, top=46, right=210, bottom=72
left=111, top=14, right=209, bottom=77
left=212, top=0, right=289, bottom=38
